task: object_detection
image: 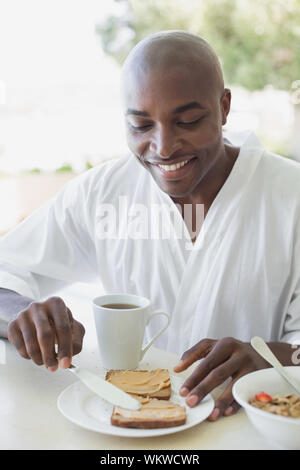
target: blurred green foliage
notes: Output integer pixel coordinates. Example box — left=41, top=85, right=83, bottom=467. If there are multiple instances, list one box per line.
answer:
left=22, top=168, right=42, bottom=174
left=85, top=161, right=94, bottom=170
left=55, top=163, right=74, bottom=173
left=96, top=0, right=300, bottom=91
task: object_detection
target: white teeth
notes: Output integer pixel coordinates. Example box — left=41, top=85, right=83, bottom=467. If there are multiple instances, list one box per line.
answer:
left=158, top=159, right=190, bottom=171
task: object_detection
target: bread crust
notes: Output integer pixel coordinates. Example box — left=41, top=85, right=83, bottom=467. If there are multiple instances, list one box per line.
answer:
left=110, top=414, right=186, bottom=429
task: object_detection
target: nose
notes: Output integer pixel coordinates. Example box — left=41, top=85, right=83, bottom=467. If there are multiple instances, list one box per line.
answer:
left=149, top=124, right=182, bottom=159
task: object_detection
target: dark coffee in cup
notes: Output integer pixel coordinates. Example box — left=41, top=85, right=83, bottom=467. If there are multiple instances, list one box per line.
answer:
left=102, top=303, right=139, bottom=309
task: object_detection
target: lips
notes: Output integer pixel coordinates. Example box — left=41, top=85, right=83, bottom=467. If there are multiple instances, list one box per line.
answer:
left=150, top=156, right=196, bottom=167
left=157, top=158, right=190, bottom=171
left=153, top=157, right=197, bottom=180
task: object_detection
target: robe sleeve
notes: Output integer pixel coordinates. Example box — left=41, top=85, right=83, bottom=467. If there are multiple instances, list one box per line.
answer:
left=281, top=283, right=300, bottom=345
left=0, top=170, right=99, bottom=301
left=280, top=217, right=300, bottom=345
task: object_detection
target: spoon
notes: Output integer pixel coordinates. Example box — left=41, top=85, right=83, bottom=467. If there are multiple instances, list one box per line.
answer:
left=251, top=336, right=300, bottom=395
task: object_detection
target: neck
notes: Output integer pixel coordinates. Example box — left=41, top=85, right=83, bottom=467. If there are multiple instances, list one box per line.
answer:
left=172, top=143, right=240, bottom=213
left=172, top=143, right=240, bottom=242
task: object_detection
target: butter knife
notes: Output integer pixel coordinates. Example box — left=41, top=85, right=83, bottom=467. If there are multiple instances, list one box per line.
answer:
left=68, top=364, right=142, bottom=411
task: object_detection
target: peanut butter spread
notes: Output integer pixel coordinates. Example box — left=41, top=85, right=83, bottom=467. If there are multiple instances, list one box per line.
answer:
left=132, top=396, right=178, bottom=408
left=115, top=398, right=186, bottom=420
left=107, top=368, right=171, bottom=395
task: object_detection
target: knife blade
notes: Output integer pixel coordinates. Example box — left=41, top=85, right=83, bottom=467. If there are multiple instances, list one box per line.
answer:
left=68, top=365, right=142, bottom=411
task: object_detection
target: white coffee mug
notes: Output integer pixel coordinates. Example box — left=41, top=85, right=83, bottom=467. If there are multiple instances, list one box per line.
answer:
left=92, top=293, right=171, bottom=369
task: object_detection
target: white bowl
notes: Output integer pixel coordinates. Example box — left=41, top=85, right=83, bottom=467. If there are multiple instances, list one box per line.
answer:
left=232, top=366, right=300, bottom=450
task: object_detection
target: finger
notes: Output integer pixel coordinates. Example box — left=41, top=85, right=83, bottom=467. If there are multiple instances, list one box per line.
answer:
left=71, top=319, right=85, bottom=356
left=224, top=400, right=241, bottom=417
left=15, top=311, right=47, bottom=366
left=173, top=338, right=216, bottom=372
left=8, top=321, right=30, bottom=360
left=31, top=304, right=58, bottom=370
left=21, top=321, right=45, bottom=366
left=207, top=380, right=237, bottom=421
left=222, top=371, right=243, bottom=417
left=46, top=298, right=73, bottom=368
left=21, top=321, right=43, bottom=366
left=179, top=339, right=239, bottom=396
left=185, top=356, right=241, bottom=407
left=66, top=307, right=73, bottom=324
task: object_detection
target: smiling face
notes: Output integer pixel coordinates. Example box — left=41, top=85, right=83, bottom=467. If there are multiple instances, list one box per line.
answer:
left=121, top=32, right=232, bottom=202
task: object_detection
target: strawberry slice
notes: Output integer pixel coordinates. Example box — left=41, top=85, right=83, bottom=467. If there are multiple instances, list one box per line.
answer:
left=255, top=392, right=272, bottom=403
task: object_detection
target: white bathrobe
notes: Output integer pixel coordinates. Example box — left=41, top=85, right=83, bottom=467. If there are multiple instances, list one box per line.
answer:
left=0, top=132, right=300, bottom=354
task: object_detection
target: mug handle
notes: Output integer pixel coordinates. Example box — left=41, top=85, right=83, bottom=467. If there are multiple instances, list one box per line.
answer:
left=140, top=310, right=171, bottom=359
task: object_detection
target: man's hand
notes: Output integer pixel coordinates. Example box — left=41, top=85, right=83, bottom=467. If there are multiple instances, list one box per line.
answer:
left=173, top=337, right=270, bottom=421
left=7, top=296, right=85, bottom=371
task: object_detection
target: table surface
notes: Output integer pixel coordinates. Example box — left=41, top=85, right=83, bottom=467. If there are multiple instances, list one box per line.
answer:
left=0, top=284, right=278, bottom=450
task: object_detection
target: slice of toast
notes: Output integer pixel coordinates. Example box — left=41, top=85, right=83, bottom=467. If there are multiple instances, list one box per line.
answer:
left=111, top=396, right=186, bottom=429
left=105, top=368, right=171, bottom=400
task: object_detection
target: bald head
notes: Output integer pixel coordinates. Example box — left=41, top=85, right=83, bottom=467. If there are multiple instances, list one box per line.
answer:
left=121, top=30, right=224, bottom=96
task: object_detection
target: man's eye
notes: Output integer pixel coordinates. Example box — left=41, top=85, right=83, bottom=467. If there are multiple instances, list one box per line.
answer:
left=128, top=117, right=203, bottom=132
left=179, top=117, right=203, bottom=126
left=129, top=123, right=152, bottom=132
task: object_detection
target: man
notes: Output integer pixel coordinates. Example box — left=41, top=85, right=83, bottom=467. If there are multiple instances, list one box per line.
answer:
left=0, top=31, right=300, bottom=421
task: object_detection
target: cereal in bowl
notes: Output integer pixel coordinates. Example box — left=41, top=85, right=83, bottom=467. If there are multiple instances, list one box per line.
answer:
left=249, top=392, right=300, bottom=418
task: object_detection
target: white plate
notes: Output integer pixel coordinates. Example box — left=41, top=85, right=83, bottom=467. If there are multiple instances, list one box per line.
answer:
left=57, top=374, right=214, bottom=438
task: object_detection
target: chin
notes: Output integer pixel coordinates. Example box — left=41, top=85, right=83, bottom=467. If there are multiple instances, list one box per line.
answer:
left=161, top=174, right=204, bottom=198
left=158, top=184, right=196, bottom=200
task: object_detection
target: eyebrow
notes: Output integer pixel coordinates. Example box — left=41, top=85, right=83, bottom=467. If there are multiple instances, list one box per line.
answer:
left=125, top=101, right=205, bottom=117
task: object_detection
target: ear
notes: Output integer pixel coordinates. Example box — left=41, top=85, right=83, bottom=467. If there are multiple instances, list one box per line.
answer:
left=220, top=88, right=231, bottom=125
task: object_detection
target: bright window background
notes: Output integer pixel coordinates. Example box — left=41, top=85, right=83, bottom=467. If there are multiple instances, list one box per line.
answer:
left=0, top=0, right=297, bottom=235
left=0, top=0, right=127, bottom=174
